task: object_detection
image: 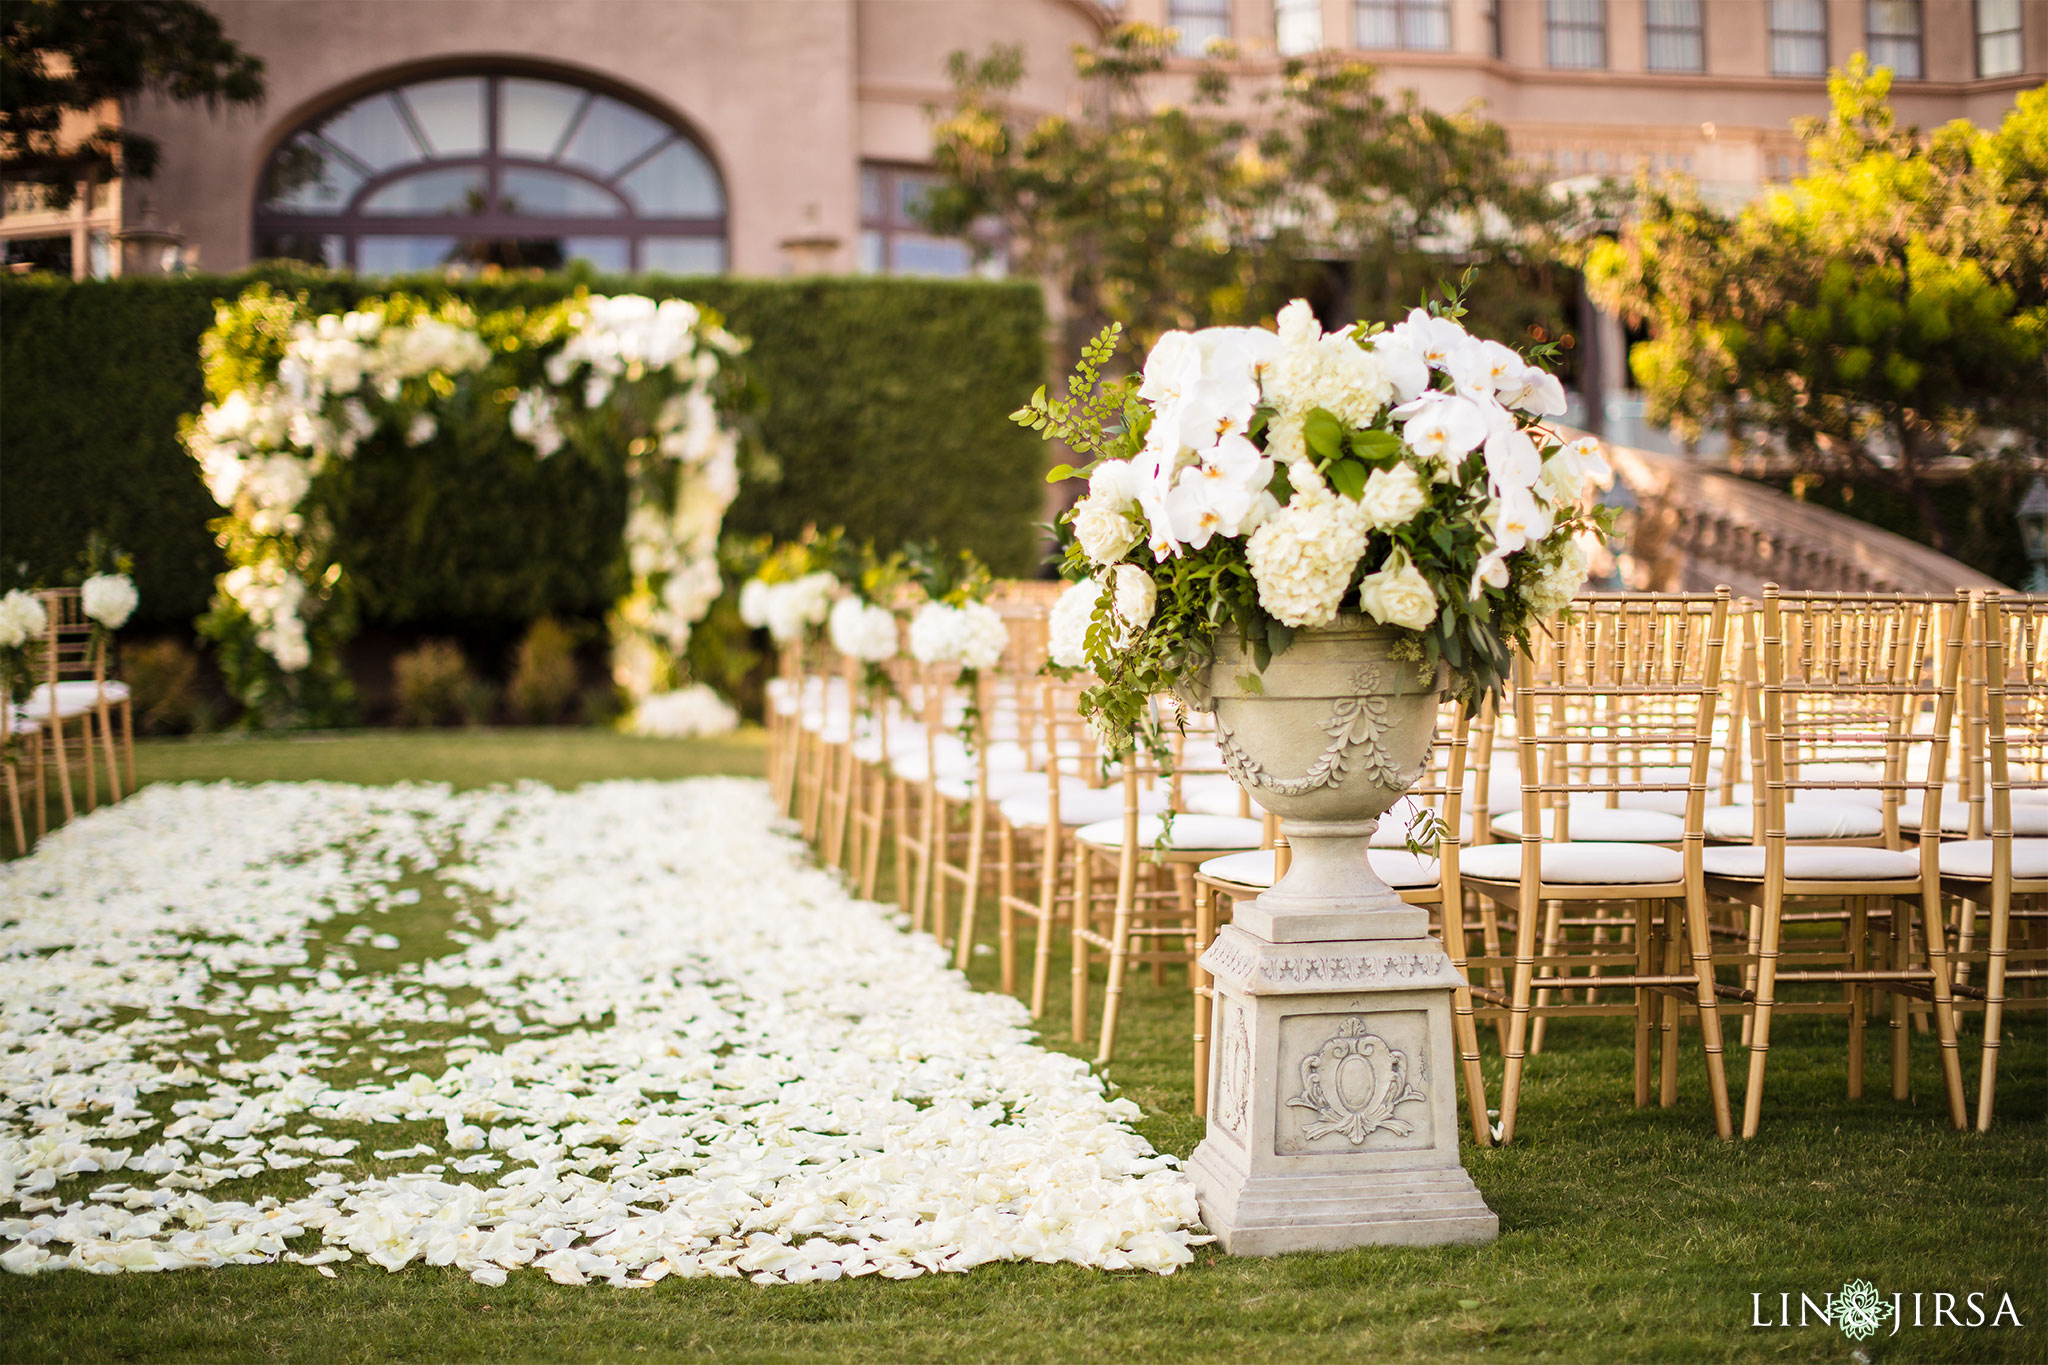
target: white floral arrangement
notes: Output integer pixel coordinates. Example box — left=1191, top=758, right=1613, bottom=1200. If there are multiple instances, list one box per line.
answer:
left=907, top=600, right=1007, bottom=672
left=1020, top=294, right=1610, bottom=740
left=827, top=594, right=901, bottom=664
left=80, top=574, right=138, bottom=631
left=740, top=571, right=841, bottom=647
left=0, top=590, right=48, bottom=653
left=0, top=590, right=48, bottom=713
left=626, top=683, right=740, bottom=738
left=184, top=286, right=751, bottom=726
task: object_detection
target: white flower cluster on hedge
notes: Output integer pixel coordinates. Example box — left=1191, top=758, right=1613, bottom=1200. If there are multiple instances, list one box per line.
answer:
left=0, top=780, right=1200, bottom=1284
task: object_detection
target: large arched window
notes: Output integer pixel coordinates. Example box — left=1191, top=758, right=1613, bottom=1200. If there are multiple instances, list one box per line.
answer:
left=255, top=72, right=726, bottom=274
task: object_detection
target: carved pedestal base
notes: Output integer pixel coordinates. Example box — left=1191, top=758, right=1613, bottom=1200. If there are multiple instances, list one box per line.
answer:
left=1189, top=924, right=1499, bottom=1255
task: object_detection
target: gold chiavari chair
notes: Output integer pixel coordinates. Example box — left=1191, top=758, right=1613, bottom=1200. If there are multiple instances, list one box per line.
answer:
left=1702, top=587, right=1970, bottom=1137
left=1937, top=590, right=2048, bottom=1131
left=25, top=588, right=125, bottom=822
left=1461, top=591, right=1738, bottom=1142
left=1074, top=702, right=1267, bottom=1068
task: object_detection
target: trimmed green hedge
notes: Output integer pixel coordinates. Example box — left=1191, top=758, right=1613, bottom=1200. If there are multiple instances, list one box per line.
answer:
left=0, top=269, right=1048, bottom=630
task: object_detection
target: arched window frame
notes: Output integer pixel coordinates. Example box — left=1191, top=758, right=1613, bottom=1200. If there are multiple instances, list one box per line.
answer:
left=253, top=69, right=728, bottom=274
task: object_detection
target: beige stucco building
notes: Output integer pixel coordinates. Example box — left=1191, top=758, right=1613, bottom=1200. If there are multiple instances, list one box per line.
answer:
left=2, top=0, right=2040, bottom=283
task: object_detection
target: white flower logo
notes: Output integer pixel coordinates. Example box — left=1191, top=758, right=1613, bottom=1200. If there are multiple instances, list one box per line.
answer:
left=1834, top=1280, right=1895, bottom=1341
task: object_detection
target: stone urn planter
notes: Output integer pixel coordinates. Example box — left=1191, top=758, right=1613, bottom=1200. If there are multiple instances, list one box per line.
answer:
left=1178, top=613, right=1443, bottom=941
left=1178, top=613, right=1499, bottom=1254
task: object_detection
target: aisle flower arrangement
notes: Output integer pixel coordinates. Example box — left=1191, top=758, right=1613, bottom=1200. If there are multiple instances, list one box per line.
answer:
left=184, top=287, right=754, bottom=727
left=1018, top=292, right=1611, bottom=743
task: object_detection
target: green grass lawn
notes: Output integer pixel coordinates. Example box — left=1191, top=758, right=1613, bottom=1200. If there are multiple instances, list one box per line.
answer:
left=3, top=727, right=2042, bottom=1364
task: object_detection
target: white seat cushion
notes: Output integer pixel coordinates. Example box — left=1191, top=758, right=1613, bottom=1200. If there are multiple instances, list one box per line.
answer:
left=1461, top=840, right=1684, bottom=886
left=1702, top=801, right=1887, bottom=841
left=936, top=769, right=1047, bottom=803
left=1000, top=787, right=1165, bottom=829
left=1702, top=845, right=1921, bottom=881
left=1076, top=813, right=1266, bottom=851
left=1491, top=807, right=1684, bottom=843
left=1725, top=782, right=1890, bottom=810
left=1369, top=849, right=1445, bottom=889
left=1198, top=849, right=1275, bottom=888
left=1936, top=839, right=2048, bottom=881
left=1901, top=804, right=2048, bottom=837
left=1180, top=774, right=1267, bottom=818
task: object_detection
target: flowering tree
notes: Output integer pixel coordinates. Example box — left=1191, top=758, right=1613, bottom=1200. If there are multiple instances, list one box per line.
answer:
left=1585, top=65, right=2048, bottom=557
left=184, top=287, right=753, bottom=727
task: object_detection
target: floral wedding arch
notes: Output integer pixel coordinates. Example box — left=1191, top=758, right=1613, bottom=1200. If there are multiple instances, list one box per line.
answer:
left=183, top=286, right=752, bottom=728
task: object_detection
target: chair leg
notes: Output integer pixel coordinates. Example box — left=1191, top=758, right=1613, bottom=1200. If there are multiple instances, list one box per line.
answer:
left=1889, top=897, right=1911, bottom=1101
left=1847, top=897, right=1868, bottom=1098
left=1740, top=880, right=1785, bottom=1139
left=47, top=717, right=76, bottom=823
left=1442, top=884, right=1493, bottom=1147
left=4, top=760, right=26, bottom=856
left=1530, top=894, right=1566, bottom=1055
left=1658, top=899, right=1683, bottom=1108
left=953, top=794, right=988, bottom=971
left=1498, top=883, right=1542, bottom=1145
left=1681, top=890, right=1734, bottom=1140
left=1633, top=898, right=1656, bottom=1108
left=120, top=698, right=134, bottom=794
left=1030, top=824, right=1062, bottom=1019
left=1975, top=880, right=2010, bottom=1132
left=1070, top=846, right=1093, bottom=1045
left=1093, top=841, right=1139, bottom=1068
left=997, top=821, right=1018, bottom=996
left=1913, top=891, right=1969, bottom=1131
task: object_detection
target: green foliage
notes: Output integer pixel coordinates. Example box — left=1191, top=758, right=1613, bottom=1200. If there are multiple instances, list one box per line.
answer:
left=1585, top=63, right=2048, bottom=559
left=0, top=0, right=264, bottom=206
left=0, top=269, right=1046, bottom=631
left=924, top=26, right=1586, bottom=364
left=392, top=640, right=482, bottom=728
left=505, top=618, right=582, bottom=726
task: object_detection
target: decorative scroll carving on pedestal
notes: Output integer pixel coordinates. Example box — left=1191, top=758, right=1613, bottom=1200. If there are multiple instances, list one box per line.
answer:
left=1285, top=1016, right=1428, bottom=1144
left=1214, top=1002, right=1251, bottom=1138
left=1217, top=666, right=1425, bottom=797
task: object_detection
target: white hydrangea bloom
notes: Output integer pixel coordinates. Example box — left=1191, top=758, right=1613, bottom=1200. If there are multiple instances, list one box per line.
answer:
left=827, top=597, right=899, bottom=663
left=0, top=589, right=48, bottom=649
left=80, top=574, right=139, bottom=630
left=1045, top=578, right=1100, bottom=669
left=908, top=601, right=1007, bottom=670
left=1243, top=488, right=1371, bottom=629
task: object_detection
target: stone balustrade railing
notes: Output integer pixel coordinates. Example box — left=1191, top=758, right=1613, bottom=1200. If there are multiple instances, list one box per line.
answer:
left=1605, top=442, right=2007, bottom=596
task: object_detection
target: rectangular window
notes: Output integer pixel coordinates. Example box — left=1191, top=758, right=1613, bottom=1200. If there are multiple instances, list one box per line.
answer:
left=1976, top=0, right=2023, bottom=76
left=1769, top=0, right=1828, bottom=75
left=1171, top=0, right=1232, bottom=56
left=1645, top=0, right=1705, bottom=71
left=858, top=163, right=995, bottom=279
left=1277, top=0, right=1323, bottom=54
left=1356, top=0, right=1451, bottom=50
left=1547, top=0, right=1607, bottom=68
left=1483, top=0, right=1502, bottom=56
left=1866, top=0, right=1923, bottom=78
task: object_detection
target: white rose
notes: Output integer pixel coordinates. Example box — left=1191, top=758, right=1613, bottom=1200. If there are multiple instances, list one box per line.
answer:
left=1356, top=463, right=1428, bottom=530
left=1045, top=579, right=1100, bottom=669
left=81, top=574, right=139, bottom=630
left=1109, top=563, right=1156, bottom=638
left=1356, top=550, right=1438, bottom=632
left=1072, top=493, right=1143, bottom=566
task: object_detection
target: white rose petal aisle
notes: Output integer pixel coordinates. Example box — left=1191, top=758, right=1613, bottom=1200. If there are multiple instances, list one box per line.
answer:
left=184, top=287, right=753, bottom=730
left=0, top=780, right=1200, bottom=1285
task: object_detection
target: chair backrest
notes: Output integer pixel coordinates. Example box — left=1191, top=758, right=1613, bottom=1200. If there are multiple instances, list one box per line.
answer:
left=37, top=588, right=105, bottom=688
left=1511, top=591, right=1733, bottom=846
left=1980, top=591, right=2048, bottom=844
left=1753, top=588, right=1967, bottom=857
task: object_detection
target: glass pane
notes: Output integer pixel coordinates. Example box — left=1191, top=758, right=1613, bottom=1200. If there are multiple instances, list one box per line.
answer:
left=1405, top=2, right=1451, bottom=48
left=500, top=78, right=586, bottom=159
left=859, top=229, right=885, bottom=273
left=1645, top=0, right=1700, bottom=25
left=257, top=232, right=345, bottom=267
left=358, top=167, right=485, bottom=216
left=891, top=233, right=974, bottom=277
left=1771, top=32, right=1826, bottom=73
left=400, top=78, right=485, bottom=157
left=894, top=172, right=940, bottom=226
left=317, top=93, right=423, bottom=172
left=1647, top=28, right=1704, bottom=69
left=261, top=135, right=364, bottom=211
left=1866, top=0, right=1918, bottom=35
left=1869, top=33, right=1921, bottom=76
left=3, top=235, right=71, bottom=274
left=1981, top=29, right=2022, bottom=76
left=500, top=167, right=624, bottom=217
left=1551, top=0, right=1602, bottom=22
left=1356, top=0, right=1400, bottom=46
left=357, top=235, right=459, bottom=274
left=641, top=236, right=726, bottom=274
left=1276, top=0, right=1322, bottom=54
left=861, top=168, right=886, bottom=223
left=562, top=236, right=630, bottom=272
left=1771, top=0, right=1824, bottom=31
left=616, top=140, right=724, bottom=215
left=558, top=97, right=671, bottom=177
